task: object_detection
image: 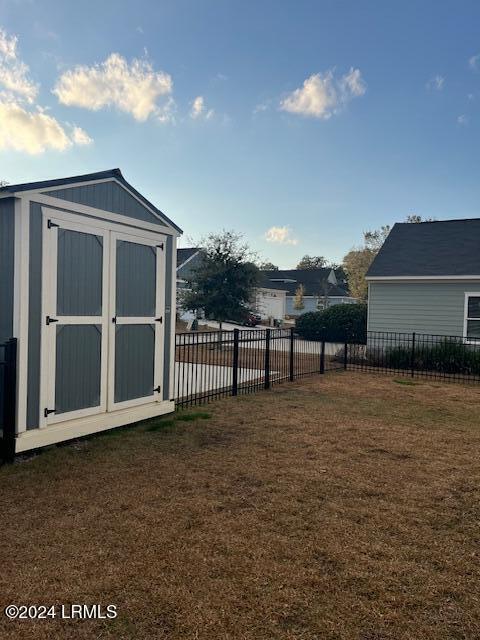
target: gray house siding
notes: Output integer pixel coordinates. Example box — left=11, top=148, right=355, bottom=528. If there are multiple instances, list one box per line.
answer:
left=0, top=198, right=15, bottom=342
left=43, top=181, right=166, bottom=227
left=368, top=281, right=480, bottom=336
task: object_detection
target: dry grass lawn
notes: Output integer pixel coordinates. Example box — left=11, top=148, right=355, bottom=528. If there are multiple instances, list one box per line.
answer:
left=1, top=372, right=480, bottom=640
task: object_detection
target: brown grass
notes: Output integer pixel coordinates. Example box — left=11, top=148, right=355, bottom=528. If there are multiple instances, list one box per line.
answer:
left=1, top=372, right=480, bottom=639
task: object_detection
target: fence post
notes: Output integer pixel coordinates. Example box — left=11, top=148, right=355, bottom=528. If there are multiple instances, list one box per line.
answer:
left=289, top=327, right=294, bottom=381
left=264, top=329, right=271, bottom=390
left=320, top=340, right=325, bottom=374
left=343, top=342, right=348, bottom=370
left=410, top=332, right=416, bottom=378
left=1, top=338, right=17, bottom=464
left=232, top=329, right=239, bottom=396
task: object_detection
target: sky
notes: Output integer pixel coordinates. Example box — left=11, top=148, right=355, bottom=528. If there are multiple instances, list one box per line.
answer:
left=1, top=0, right=480, bottom=267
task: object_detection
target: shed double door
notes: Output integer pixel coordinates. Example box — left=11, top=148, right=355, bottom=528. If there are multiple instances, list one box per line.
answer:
left=41, top=212, right=165, bottom=427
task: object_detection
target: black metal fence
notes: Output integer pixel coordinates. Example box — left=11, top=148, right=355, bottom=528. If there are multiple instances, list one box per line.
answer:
left=175, top=328, right=480, bottom=408
left=0, top=338, right=17, bottom=463
left=346, top=331, right=480, bottom=383
left=175, top=328, right=343, bottom=407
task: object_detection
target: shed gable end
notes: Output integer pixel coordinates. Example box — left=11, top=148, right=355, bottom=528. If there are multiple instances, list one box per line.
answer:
left=43, top=181, right=167, bottom=227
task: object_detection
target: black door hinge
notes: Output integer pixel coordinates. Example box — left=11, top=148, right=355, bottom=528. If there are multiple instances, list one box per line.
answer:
left=112, top=317, right=117, bottom=324
left=46, top=316, right=59, bottom=325
left=154, top=386, right=161, bottom=393
left=44, top=408, right=56, bottom=418
left=157, top=243, right=164, bottom=250
left=155, top=317, right=163, bottom=323
left=47, top=219, right=59, bottom=229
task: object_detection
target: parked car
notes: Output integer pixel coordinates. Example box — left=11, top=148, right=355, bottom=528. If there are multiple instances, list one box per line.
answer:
left=243, top=312, right=262, bottom=327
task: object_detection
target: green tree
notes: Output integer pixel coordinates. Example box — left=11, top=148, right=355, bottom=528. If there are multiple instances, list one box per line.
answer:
left=258, top=261, right=279, bottom=270
left=293, top=284, right=305, bottom=310
left=342, top=247, right=376, bottom=301
left=405, top=214, right=436, bottom=223
left=182, top=231, right=259, bottom=336
left=296, top=255, right=327, bottom=270
left=342, top=215, right=436, bottom=301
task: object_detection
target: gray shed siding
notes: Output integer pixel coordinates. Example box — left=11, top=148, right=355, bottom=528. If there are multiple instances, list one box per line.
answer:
left=27, top=198, right=175, bottom=429
left=27, top=202, right=43, bottom=429
left=0, top=198, right=15, bottom=342
left=43, top=181, right=166, bottom=227
left=368, top=281, right=480, bottom=336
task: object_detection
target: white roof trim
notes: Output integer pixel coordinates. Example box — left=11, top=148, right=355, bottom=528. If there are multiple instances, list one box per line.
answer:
left=367, top=275, right=480, bottom=282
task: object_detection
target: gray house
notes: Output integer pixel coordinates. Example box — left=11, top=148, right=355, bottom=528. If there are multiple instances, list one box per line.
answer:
left=0, top=169, right=181, bottom=454
left=260, top=268, right=356, bottom=317
left=366, top=219, right=480, bottom=340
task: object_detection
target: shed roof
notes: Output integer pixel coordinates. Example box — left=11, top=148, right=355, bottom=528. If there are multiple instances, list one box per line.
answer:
left=0, top=168, right=182, bottom=234
left=367, top=219, right=480, bottom=278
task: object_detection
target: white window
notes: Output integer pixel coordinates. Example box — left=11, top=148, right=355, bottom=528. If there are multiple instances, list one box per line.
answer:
left=464, top=293, right=480, bottom=341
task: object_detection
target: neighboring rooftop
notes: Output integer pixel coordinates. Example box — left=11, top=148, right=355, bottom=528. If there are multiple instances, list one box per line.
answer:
left=177, top=247, right=201, bottom=268
left=260, top=269, right=349, bottom=297
left=367, top=219, right=480, bottom=278
left=0, top=168, right=182, bottom=234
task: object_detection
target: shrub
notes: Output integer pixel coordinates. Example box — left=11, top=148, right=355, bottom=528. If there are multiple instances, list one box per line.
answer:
left=296, top=303, right=367, bottom=343
left=383, top=339, right=480, bottom=375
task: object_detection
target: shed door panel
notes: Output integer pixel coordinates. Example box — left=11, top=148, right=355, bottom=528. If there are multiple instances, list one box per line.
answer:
left=109, top=234, right=164, bottom=410
left=55, top=324, right=102, bottom=414
left=57, top=229, right=103, bottom=316
left=42, top=216, right=108, bottom=426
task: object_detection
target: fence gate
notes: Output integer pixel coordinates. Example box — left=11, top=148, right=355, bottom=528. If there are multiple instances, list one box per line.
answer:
left=0, top=338, right=17, bottom=463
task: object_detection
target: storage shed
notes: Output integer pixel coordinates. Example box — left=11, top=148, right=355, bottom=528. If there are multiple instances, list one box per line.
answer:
left=0, top=169, right=182, bottom=454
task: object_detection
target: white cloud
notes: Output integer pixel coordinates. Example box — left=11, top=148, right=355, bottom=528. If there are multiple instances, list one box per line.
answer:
left=0, top=27, right=17, bottom=59
left=280, top=67, right=366, bottom=119
left=0, top=99, right=91, bottom=154
left=457, top=114, right=468, bottom=126
left=0, top=26, right=93, bottom=154
left=265, top=226, right=298, bottom=246
left=469, top=53, right=480, bottom=70
left=426, top=75, right=445, bottom=91
left=53, top=53, right=174, bottom=122
left=0, top=27, right=38, bottom=101
left=71, top=125, right=93, bottom=146
left=190, top=95, right=214, bottom=120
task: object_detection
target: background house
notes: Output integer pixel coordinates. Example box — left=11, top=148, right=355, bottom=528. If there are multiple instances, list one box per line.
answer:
left=259, top=268, right=356, bottom=317
left=366, top=219, right=480, bottom=340
left=176, top=247, right=203, bottom=320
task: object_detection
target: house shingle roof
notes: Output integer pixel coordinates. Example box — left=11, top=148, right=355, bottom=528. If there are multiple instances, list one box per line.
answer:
left=260, top=269, right=349, bottom=297
left=177, top=247, right=201, bottom=268
left=367, top=219, right=480, bottom=278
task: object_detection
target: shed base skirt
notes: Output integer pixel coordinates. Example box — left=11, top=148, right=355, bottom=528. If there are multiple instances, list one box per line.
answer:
left=15, top=400, right=175, bottom=453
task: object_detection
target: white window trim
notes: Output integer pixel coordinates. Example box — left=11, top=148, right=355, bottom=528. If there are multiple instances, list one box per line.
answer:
left=463, top=292, right=480, bottom=344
